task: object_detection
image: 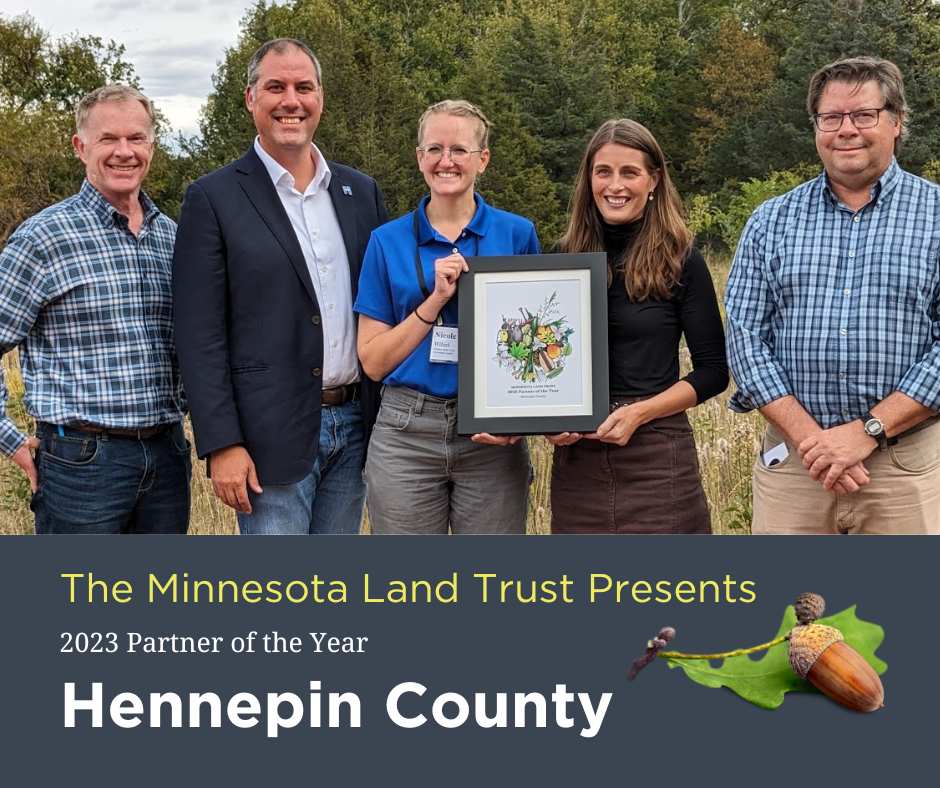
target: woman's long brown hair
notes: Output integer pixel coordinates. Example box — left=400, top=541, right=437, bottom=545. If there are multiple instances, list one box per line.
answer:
left=558, top=119, right=691, bottom=300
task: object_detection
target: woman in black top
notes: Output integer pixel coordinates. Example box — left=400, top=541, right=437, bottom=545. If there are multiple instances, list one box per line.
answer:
left=549, top=119, right=728, bottom=534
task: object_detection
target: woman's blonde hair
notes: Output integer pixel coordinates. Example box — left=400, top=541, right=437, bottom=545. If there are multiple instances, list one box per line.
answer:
left=417, top=100, right=491, bottom=149
left=559, top=119, right=691, bottom=300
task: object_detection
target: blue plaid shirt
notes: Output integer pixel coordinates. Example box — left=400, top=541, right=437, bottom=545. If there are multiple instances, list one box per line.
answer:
left=726, top=159, right=940, bottom=428
left=0, top=180, right=185, bottom=457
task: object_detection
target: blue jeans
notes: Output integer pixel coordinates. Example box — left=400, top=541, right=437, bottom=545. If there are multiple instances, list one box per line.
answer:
left=31, top=422, right=191, bottom=534
left=237, top=401, right=365, bottom=535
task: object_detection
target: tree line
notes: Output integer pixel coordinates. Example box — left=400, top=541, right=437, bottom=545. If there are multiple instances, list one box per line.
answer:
left=3, top=0, right=940, bottom=249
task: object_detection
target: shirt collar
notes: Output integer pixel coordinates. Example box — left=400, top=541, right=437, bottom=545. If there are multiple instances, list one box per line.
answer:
left=415, top=193, right=490, bottom=244
left=822, top=156, right=900, bottom=208
left=253, top=137, right=332, bottom=193
left=79, top=179, right=160, bottom=228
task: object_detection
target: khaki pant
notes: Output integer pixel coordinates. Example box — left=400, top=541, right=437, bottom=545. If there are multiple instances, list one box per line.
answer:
left=752, top=421, right=940, bottom=534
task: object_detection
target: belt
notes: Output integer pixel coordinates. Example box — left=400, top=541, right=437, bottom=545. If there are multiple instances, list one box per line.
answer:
left=322, top=383, right=360, bottom=407
left=70, top=423, right=170, bottom=440
left=888, top=414, right=940, bottom=445
left=609, top=394, right=656, bottom=413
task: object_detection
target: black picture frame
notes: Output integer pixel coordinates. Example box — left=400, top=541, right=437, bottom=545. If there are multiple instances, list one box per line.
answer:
left=457, top=253, right=609, bottom=435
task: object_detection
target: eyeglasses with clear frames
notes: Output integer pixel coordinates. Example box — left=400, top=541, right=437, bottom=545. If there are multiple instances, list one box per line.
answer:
left=812, top=106, right=890, bottom=132
left=419, top=145, right=482, bottom=165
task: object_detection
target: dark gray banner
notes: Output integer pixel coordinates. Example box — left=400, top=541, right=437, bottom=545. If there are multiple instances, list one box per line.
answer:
left=0, top=537, right=933, bottom=785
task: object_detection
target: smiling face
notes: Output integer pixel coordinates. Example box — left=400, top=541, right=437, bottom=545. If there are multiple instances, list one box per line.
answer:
left=815, top=79, right=899, bottom=197
left=246, top=45, right=323, bottom=160
left=590, top=143, right=660, bottom=225
left=416, top=113, right=489, bottom=201
left=72, top=100, right=154, bottom=209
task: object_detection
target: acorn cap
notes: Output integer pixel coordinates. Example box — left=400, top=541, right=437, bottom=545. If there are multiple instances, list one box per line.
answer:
left=788, top=623, right=843, bottom=679
left=794, top=593, right=826, bottom=625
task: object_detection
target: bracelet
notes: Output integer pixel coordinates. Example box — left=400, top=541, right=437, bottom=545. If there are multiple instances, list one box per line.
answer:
left=414, top=306, right=437, bottom=325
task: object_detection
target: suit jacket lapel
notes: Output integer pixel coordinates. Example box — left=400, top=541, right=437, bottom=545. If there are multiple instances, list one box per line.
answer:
left=327, top=168, right=361, bottom=299
left=236, top=147, right=318, bottom=304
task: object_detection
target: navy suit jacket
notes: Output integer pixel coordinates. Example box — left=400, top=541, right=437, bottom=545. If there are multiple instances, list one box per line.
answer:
left=172, top=145, right=388, bottom=484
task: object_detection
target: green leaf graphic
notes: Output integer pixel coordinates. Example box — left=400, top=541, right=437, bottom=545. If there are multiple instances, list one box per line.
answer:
left=666, top=605, right=886, bottom=709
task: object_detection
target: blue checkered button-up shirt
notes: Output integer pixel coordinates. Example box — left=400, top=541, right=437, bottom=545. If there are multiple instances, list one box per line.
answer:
left=726, top=159, right=940, bottom=428
left=0, top=180, right=185, bottom=457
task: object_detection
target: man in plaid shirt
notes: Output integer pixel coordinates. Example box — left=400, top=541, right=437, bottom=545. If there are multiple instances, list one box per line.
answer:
left=0, top=85, right=189, bottom=534
left=726, top=57, right=940, bottom=534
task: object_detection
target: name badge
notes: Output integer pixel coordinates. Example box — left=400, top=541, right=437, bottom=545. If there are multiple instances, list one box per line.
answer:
left=429, top=324, right=459, bottom=364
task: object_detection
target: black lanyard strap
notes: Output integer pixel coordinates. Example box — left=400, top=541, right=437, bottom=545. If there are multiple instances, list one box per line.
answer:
left=413, top=209, right=442, bottom=325
left=413, top=211, right=432, bottom=300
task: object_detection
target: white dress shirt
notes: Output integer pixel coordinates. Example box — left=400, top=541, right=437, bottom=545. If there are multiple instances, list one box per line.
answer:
left=254, top=138, right=358, bottom=387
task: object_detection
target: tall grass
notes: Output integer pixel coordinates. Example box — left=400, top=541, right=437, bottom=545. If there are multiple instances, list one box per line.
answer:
left=0, top=253, right=761, bottom=535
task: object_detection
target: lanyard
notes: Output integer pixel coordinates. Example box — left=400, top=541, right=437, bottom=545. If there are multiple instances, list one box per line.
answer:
left=414, top=210, right=444, bottom=326
left=413, top=210, right=433, bottom=301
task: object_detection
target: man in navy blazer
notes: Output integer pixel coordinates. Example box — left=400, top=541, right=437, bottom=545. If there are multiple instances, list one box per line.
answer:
left=172, top=39, right=388, bottom=534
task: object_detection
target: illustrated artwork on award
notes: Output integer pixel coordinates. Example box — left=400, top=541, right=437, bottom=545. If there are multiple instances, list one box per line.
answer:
left=493, top=293, right=574, bottom=383
left=482, top=275, right=586, bottom=411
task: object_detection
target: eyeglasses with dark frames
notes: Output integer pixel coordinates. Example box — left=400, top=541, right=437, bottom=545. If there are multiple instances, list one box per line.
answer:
left=418, top=145, right=482, bottom=165
left=812, top=106, right=890, bottom=132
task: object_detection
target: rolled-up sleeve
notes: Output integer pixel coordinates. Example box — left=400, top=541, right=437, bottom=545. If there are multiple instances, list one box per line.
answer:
left=724, top=207, right=794, bottom=413
left=0, top=235, right=47, bottom=456
left=895, top=311, right=940, bottom=411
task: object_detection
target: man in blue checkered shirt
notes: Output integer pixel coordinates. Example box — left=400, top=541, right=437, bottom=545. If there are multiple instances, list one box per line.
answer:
left=0, top=86, right=189, bottom=534
left=726, top=57, right=940, bottom=534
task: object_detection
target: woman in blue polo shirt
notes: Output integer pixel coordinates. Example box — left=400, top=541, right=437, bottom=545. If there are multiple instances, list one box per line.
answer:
left=355, top=100, right=540, bottom=534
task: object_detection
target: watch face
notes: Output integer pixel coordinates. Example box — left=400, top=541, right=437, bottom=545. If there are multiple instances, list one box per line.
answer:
left=865, top=418, right=885, bottom=437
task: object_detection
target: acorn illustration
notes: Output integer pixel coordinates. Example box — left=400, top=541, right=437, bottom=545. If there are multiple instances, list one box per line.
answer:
left=787, top=593, right=884, bottom=712
left=629, top=592, right=886, bottom=713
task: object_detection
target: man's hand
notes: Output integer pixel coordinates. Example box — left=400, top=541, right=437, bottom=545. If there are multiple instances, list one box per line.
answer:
left=798, top=422, right=877, bottom=490
left=11, top=436, right=40, bottom=493
left=210, top=445, right=262, bottom=514
left=828, top=462, right=870, bottom=495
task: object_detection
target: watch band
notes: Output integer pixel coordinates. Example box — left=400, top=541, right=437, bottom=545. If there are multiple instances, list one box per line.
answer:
left=860, top=411, right=888, bottom=447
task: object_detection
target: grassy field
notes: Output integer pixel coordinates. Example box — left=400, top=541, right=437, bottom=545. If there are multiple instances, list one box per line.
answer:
left=0, top=253, right=763, bottom=535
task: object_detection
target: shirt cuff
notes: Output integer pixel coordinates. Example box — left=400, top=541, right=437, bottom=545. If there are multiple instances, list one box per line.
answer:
left=0, top=417, right=28, bottom=458
left=727, top=367, right=792, bottom=413
left=896, top=372, right=940, bottom=413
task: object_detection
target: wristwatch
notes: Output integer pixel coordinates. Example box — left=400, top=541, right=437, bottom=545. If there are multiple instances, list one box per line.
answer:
left=860, top=411, right=887, bottom=447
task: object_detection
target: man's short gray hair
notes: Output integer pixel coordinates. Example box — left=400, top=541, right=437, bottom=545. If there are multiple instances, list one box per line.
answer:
left=807, top=56, right=909, bottom=153
left=75, top=85, right=157, bottom=141
left=247, top=38, right=322, bottom=97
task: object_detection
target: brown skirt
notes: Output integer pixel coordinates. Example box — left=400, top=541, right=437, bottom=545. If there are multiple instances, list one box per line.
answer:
left=550, top=411, right=711, bottom=534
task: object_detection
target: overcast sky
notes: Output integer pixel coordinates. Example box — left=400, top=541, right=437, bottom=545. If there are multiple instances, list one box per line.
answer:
left=0, top=0, right=260, bottom=136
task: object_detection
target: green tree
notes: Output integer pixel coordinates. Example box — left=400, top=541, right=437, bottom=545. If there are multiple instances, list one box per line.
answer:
left=689, top=15, right=778, bottom=190
left=729, top=0, right=940, bottom=180
left=494, top=2, right=621, bottom=211
left=446, top=8, right=564, bottom=244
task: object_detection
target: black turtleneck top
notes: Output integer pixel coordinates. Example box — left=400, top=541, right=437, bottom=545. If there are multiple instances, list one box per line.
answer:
left=562, top=222, right=728, bottom=403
